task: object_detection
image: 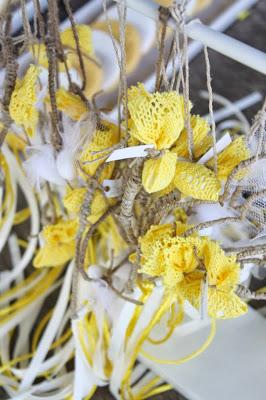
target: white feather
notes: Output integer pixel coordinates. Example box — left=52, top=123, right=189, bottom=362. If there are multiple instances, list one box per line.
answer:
left=56, top=114, right=96, bottom=181
left=23, top=144, right=65, bottom=190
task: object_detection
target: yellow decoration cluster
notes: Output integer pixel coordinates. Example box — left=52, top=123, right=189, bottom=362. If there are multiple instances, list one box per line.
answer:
left=127, top=84, right=250, bottom=198
left=139, top=222, right=247, bottom=319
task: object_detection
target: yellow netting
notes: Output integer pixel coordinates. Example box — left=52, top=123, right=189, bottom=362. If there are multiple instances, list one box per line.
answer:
left=63, top=188, right=108, bottom=224
left=128, top=83, right=186, bottom=149
left=80, top=121, right=120, bottom=179
left=174, top=161, right=221, bottom=201
left=9, top=64, right=39, bottom=136
left=207, top=136, right=250, bottom=181
left=172, top=115, right=211, bottom=158
left=177, top=239, right=247, bottom=319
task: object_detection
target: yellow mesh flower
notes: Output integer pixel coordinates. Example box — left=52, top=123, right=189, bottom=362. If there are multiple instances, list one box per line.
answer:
left=55, top=88, right=87, bottom=120
left=63, top=188, right=108, bottom=224
left=80, top=121, right=120, bottom=179
left=9, top=65, right=39, bottom=136
left=172, top=115, right=211, bottom=159
left=178, top=239, right=247, bottom=319
left=33, top=219, right=78, bottom=268
left=142, top=151, right=177, bottom=193
left=93, top=20, right=141, bottom=74
left=207, top=136, right=250, bottom=181
left=174, top=161, right=221, bottom=201
left=139, top=223, right=201, bottom=289
left=128, top=84, right=186, bottom=150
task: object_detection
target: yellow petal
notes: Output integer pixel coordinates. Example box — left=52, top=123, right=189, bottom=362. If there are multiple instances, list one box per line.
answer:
left=80, top=121, right=120, bottom=178
left=208, top=289, right=248, bottom=319
left=9, top=65, right=39, bottom=136
left=207, top=137, right=250, bottom=181
left=63, top=188, right=86, bottom=215
left=142, top=151, right=177, bottom=193
left=128, top=84, right=187, bottom=149
left=33, top=243, right=75, bottom=268
left=55, top=89, right=87, bottom=120
left=43, top=219, right=78, bottom=244
left=174, top=161, right=221, bottom=201
left=172, top=115, right=211, bottom=158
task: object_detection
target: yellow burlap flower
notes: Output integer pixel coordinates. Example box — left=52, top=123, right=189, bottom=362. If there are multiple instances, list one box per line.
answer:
left=174, top=161, right=221, bottom=201
left=80, top=121, right=120, bottom=180
left=55, top=88, right=87, bottom=121
left=178, top=239, right=247, bottom=319
left=63, top=188, right=108, bottom=224
left=206, top=136, right=250, bottom=181
left=9, top=65, right=39, bottom=136
left=128, top=84, right=187, bottom=193
left=33, top=219, right=78, bottom=268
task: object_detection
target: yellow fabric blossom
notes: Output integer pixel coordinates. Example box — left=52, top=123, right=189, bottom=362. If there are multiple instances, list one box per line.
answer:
left=80, top=121, right=120, bottom=180
left=139, top=223, right=200, bottom=288
left=207, top=136, right=250, bottom=181
left=63, top=188, right=108, bottom=224
left=9, top=65, right=39, bottom=136
left=33, top=220, right=78, bottom=268
left=128, top=84, right=187, bottom=193
left=172, top=115, right=211, bottom=159
left=178, top=239, right=247, bottom=319
left=174, top=161, right=221, bottom=201
left=128, top=84, right=186, bottom=150
left=55, top=88, right=87, bottom=120
left=142, top=151, right=177, bottom=193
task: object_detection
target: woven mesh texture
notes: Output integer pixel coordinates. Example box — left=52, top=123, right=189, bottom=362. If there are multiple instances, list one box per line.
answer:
left=9, top=65, right=39, bottom=135
left=128, top=84, right=186, bottom=149
left=174, top=161, right=221, bottom=200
